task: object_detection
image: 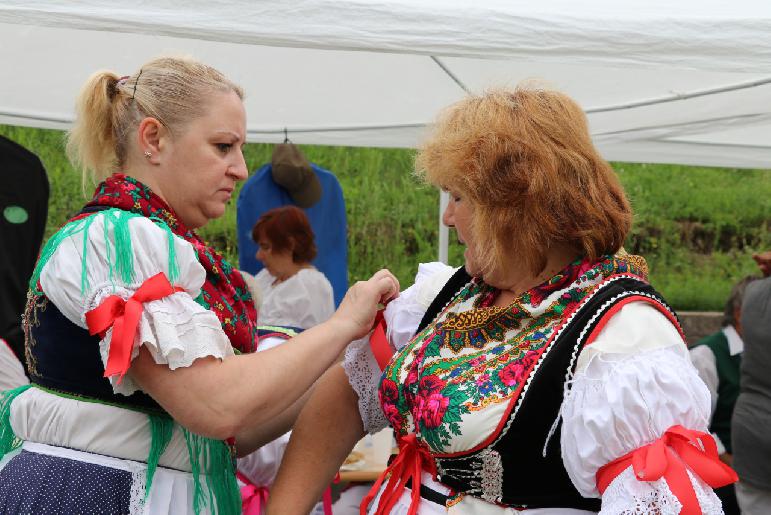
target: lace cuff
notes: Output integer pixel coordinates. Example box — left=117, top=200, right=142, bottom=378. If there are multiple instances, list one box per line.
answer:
left=91, top=286, right=234, bottom=396
left=599, top=466, right=722, bottom=515
left=342, top=337, right=389, bottom=434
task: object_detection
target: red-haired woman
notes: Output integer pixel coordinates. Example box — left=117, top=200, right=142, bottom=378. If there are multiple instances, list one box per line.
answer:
left=268, top=88, right=737, bottom=514
left=252, top=205, right=334, bottom=330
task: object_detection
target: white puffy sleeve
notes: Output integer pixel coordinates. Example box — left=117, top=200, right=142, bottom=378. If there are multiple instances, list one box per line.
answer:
left=560, top=302, right=724, bottom=514
left=39, top=212, right=234, bottom=396
left=343, top=263, right=457, bottom=433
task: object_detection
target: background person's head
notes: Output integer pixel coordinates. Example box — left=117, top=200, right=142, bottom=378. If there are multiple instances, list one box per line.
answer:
left=416, top=86, right=631, bottom=284
left=722, top=275, right=759, bottom=335
left=66, top=56, right=248, bottom=229
left=752, top=250, right=771, bottom=277
left=252, top=206, right=317, bottom=280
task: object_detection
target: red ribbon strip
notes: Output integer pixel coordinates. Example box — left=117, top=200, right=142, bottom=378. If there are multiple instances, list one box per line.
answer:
left=236, top=471, right=270, bottom=515
left=369, top=310, right=392, bottom=371
left=361, top=433, right=437, bottom=515
left=85, top=272, right=183, bottom=384
left=596, top=425, right=738, bottom=515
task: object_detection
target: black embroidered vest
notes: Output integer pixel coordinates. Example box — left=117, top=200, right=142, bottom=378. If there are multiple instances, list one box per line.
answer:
left=418, top=269, right=681, bottom=511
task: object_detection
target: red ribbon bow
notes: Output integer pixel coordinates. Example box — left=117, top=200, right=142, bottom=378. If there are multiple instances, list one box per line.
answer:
left=596, top=425, right=738, bottom=515
left=361, top=433, right=437, bottom=515
left=240, top=483, right=270, bottom=515
left=237, top=470, right=336, bottom=515
left=369, top=310, right=393, bottom=371
left=236, top=471, right=270, bottom=515
left=85, top=272, right=182, bottom=384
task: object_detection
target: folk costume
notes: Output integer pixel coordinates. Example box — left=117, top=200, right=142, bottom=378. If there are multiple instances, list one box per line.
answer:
left=344, top=258, right=737, bottom=514
left=0, top=174, right=257, bottom=514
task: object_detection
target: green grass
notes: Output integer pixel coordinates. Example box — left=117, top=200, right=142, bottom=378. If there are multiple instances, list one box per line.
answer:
left=2, top=124, right=769, bottom=311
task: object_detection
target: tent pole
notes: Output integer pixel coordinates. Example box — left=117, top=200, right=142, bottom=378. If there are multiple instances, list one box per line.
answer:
left=438, top=190, right=449, bottom=264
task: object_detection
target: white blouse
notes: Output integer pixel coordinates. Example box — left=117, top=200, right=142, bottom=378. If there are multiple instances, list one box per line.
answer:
left=343, top=263, right=722, bottom=514
left=37, top=212, right=235, bottom=396
left=254, top=267, right=334, bottom=329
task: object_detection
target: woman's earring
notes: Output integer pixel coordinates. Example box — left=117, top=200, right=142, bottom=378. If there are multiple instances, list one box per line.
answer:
left=144, top=151, right=152, bottom=159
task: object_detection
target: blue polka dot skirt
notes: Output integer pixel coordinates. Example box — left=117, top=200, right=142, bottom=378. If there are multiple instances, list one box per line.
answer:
left=0, top=449, right=132, bottom=514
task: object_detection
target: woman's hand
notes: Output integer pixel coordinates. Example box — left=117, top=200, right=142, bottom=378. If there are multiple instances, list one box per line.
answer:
left=329, top=269, right=399, bottom=341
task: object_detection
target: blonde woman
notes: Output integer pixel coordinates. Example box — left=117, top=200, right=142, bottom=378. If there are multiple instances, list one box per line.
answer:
left=0, top=57, right=397, bottom=514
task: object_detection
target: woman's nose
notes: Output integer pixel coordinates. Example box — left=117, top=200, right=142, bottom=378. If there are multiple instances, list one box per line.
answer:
left=230, top=150, right=249, bottom=181
left=442, top=200, right=455, bottom=227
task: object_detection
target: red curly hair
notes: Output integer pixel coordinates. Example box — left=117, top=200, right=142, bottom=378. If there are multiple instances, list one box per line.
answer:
left=416, top=86, right=631, bottom=276
left=252, top=206, right=317, bottom=263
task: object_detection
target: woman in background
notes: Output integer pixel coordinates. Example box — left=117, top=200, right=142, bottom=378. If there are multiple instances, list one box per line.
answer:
left=253, top=205, right=334, bottom=330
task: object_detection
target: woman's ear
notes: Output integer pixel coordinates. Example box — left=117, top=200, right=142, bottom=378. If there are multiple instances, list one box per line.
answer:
left=136, top=117, right=165, bottom=165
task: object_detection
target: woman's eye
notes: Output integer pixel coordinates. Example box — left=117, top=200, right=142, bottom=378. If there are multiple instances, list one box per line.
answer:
left=216, top=143, right=232, bottom=153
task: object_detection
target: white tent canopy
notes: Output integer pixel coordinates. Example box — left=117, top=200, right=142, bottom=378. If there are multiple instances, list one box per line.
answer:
left=2, top=0, right=771, bottom=169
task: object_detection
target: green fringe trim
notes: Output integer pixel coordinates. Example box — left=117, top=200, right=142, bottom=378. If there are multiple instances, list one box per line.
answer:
left=29, top=208, right=181, bottom=296
left=145, top=414, right=174, bottom=501
left=0, top=385, right=32, bottom=459
left=182, top=429, right=241, bottom=515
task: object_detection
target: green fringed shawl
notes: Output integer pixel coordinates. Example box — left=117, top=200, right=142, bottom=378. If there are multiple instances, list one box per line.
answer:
left=0, top=385, right=32, bottom=458
left=183, top=429, right=241, bottom=515
left=28, top=208, right=180, bottom=297
left=146, top=413, right=174, bottom=501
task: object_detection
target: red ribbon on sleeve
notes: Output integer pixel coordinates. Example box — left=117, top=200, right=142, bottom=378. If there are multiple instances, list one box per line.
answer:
left=85, top=272, right=183, bottom=384
left=369, top=310, right=393, bottom=371
left=596, top=425, right=738, bottom=515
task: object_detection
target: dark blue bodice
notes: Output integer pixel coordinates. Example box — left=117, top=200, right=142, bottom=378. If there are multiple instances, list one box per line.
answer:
left=25, top=294, right=163, bottom=413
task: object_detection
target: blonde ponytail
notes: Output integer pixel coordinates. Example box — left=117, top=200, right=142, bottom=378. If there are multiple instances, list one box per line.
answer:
left=66, top=70, right=125, bottom=188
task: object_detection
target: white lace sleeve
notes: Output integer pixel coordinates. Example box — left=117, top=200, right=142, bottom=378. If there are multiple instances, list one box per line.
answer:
left=560, top=302, right=722, bottom=514
left=342, top=262, right=457, bottom=434
left=39, top=213, right=234, bottom=396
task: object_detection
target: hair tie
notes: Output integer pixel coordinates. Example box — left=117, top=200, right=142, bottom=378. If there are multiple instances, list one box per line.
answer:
left=132, top=69, right=143, bottom=100
left=109, top=76, right=130, bottom=100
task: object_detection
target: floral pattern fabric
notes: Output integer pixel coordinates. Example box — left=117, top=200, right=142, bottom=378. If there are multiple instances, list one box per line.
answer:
left=379, top=255, right=647, bottom=453
left=83, top=174, right=258, bottom=352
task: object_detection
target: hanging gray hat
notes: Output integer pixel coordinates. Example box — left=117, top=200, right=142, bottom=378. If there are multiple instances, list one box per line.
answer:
left=270, top=143, right=322, bottom=208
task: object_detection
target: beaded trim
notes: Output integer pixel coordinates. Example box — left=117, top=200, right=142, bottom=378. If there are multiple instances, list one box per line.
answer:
left=22, top=290, right=45, bottom=377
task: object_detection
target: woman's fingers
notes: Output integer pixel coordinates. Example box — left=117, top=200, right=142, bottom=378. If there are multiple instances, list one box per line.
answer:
left=370, top=269, right=400, bottom=304
left=328, top=269, right=401, bottom=341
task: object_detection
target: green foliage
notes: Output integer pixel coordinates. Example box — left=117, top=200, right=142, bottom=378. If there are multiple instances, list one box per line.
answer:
left=615, top=163, right=771, bottom=310
left=2, top=125, right=769, bottom=311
